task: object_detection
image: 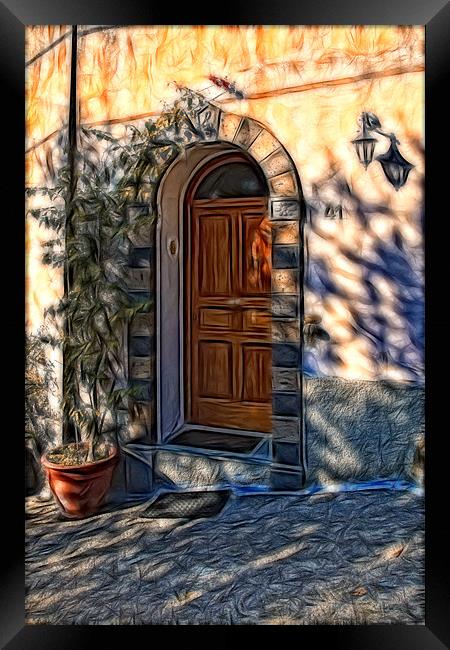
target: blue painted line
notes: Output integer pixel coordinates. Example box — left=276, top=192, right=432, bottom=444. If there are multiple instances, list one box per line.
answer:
left=233, top=478, right=423, bottom=497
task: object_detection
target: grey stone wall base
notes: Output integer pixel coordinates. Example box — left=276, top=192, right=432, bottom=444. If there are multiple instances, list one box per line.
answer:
left=108, top=376, right=425, bottom=501
left=304, top=378, right=425, bottom=485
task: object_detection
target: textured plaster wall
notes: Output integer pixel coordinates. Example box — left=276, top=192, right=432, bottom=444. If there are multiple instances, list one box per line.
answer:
left=25, top=25, right=424, bottom=384
left=304, top=378, right=424, bottom=485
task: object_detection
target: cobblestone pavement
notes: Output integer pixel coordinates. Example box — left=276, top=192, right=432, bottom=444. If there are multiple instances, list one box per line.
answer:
left=25, top=488, right=424, bottom=625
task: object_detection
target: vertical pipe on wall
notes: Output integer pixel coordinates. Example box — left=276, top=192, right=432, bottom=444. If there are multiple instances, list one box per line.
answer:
left=62, top=25, right=78, bottom=443
left=68, top=25, right=78, bottom=212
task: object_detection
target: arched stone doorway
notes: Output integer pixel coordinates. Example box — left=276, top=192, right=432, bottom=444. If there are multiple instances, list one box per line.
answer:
left=152, top=108, right=305, bottom=487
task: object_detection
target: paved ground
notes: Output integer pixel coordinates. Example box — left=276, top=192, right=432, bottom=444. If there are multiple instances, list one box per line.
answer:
left=25, top=488, right=424, bottom=625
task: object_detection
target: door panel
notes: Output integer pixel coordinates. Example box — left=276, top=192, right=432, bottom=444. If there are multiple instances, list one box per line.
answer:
left=198, top=341, right=233, bottom=399
left=198, top=214, right=232, bottom=296
left=199, top=308, right=236, bottom=330
left=242, top=308, right=271, bottom=333
left=188, top=196, right=272, bottom=432
left=196, top=400, right=271, bottom=431
left=242, top=344, right=272, bottom=402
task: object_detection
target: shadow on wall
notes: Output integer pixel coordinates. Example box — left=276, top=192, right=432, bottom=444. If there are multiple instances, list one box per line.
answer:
left=303, top=139, right=424, bottom=382
left=304, top=377, right=425, bottom=485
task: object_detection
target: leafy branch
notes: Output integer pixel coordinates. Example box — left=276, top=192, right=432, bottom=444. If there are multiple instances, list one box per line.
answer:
left=27, top=87, right=217, bottom=462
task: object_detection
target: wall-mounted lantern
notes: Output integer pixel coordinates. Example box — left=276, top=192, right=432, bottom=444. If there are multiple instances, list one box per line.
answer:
left=351, top=112, right=414, bottom=190
left=351, top=119, right=378, bottom=169
left=376, top=137, right=414, bottom=191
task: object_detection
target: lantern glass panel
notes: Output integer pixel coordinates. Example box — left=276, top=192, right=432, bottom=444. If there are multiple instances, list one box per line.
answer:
left=363, top=139, right=376, bottom=168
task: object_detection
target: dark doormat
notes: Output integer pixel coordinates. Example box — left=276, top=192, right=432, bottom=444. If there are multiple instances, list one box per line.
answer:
left=139, top=490, right=231, bottom=519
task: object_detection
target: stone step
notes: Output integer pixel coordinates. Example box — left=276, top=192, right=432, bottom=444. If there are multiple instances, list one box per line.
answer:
left=106, top=436, right=305, bottom=504
left=154, top=446, right=272, bottom=491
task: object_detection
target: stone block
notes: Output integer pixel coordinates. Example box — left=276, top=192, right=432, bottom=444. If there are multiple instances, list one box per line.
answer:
left=118, top=403, right=154, bottom=444
left=129, top=380, right=154, bottom=402
left=128, top=225, right=152, bottom=248
left=129, top=356, right=153, bottom=380
left=122, top=445, right=154, bottom=497
left=248, top=129, right=280, bottom=161
left=269, top=172, right=298, bottom=197
left=129, top=292, right=151, bottom=307
left=272, top=269, right=298, bottom=294
left=273, top=245, right=299, bottom=269
left=136, top=185, right=153, bottom=204
left=126, top=267, right=151, bottom=291
left=129, top=248, right=152, bottom=268
left=218, top=112, right=242, bottom=142
left=272, top=294, right=298, bottom=318
left=272, top=368, right=299, bottom=392
left=272, top=220, right=300, bottom=244
left=130, top=312, right=154, bottom=337
left=272, top=319, right=300, bottom=343
left=273, top=441, right=301, bottom=467
left=272, top=343, right=300, bottom=368
left=127, top=204, right=149, bottom=222
left=270, top=468, right=303, bottom=491
left=260, top=148, right=293, bottom=179
left=131, top=402, right=154, bottom=436
left=273, top=391, right=301, bottom=416
left=197, top=104, right=221, bottom=140
left=104, top=452, right=128, bottom=504
left=233, top=117, right=263, bottom=149
left=127, top=204, right=153, bottom=247
left=129, top=336, right=152, bottom=356
left=271, top=200, right=301, bottom=221
left=272, top=416, right=300, bottom=442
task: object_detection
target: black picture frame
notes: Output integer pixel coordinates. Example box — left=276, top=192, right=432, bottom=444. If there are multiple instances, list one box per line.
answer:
left=3, top=1, right=449, bottom=646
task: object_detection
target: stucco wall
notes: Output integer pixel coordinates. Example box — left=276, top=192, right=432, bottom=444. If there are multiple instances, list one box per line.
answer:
left=26, top=26, right=424, bottom=381
left=304, top=378, right=424, bottom=485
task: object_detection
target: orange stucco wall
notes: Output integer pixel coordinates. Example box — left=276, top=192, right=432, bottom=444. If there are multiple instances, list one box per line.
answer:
left=25, top=25, right=424, bottom=382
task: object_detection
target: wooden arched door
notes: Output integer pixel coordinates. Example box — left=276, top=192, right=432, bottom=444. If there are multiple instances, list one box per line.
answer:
left=185, top=156, right=272, bottom=432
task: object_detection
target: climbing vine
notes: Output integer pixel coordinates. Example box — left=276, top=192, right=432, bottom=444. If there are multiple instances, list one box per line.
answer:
left=26, top=87, right=217, bottom=462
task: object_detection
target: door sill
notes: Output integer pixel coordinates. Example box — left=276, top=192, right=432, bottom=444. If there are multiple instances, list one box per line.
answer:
left=165, top=425, right=271, bottom=456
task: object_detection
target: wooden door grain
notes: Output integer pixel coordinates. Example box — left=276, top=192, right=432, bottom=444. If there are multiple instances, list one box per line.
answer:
left=187, top=197, right=272, bottom=432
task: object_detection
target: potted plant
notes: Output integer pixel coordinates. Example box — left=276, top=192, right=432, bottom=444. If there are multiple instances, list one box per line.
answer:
left=26, top=87, right=216, bottom=518
left=28, top=127, right=153, bottom=519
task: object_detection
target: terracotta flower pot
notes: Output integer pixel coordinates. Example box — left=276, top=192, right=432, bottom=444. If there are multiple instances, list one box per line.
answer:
left=42, top=443, right=119, bottom=519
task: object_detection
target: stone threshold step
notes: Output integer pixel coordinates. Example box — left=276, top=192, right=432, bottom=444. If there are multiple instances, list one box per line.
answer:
left=154, top=447, right=272, bottom=490
left=162, top=428, right=271, bottom=460
left=169, top=429, right=266, bottom=453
